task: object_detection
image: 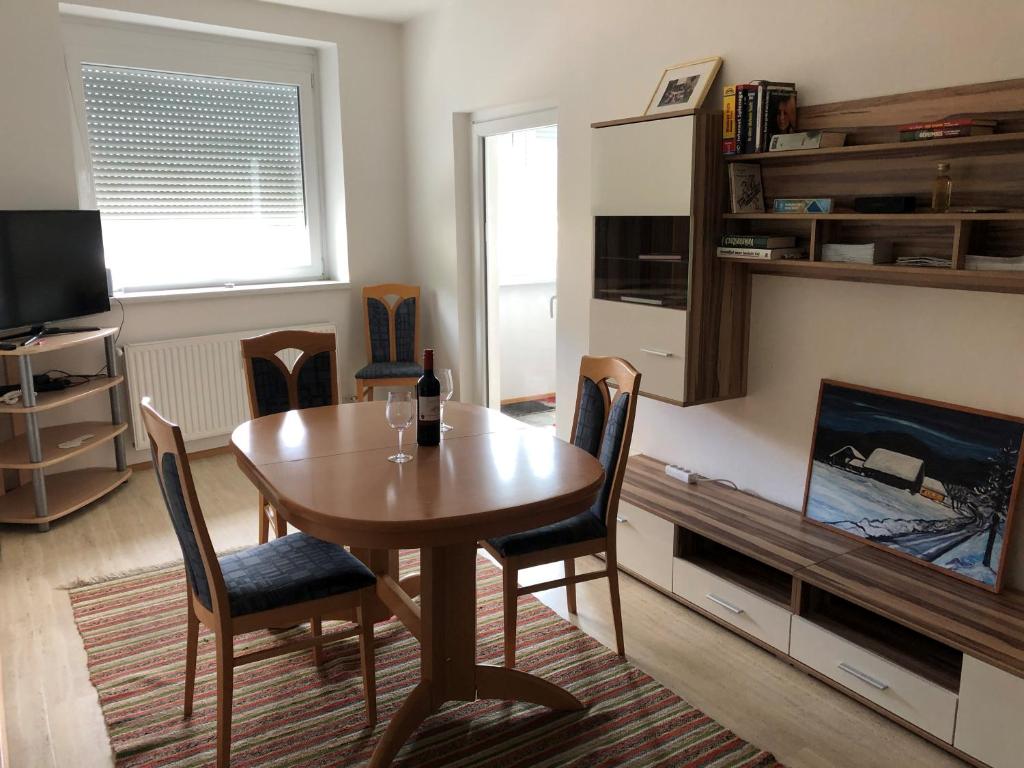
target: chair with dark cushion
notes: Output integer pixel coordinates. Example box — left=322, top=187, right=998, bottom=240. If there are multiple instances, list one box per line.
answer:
left=355, top=284, right=423, bottom=401
left=140, top=398, right=377, bottom=768
left=240, top=329, right=339, bottom=542
left=482, top=356, right=641, bottom=666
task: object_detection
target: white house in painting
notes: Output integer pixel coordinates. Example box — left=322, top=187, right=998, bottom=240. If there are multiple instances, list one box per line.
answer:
left=862, top=448, right=926, bottom=493
left=829, top=445, right=867, bottom=471
left=920, top=476, right=951, bottom=506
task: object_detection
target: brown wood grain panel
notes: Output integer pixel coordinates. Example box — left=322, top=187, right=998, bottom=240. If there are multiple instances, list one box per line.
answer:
left=622, top=455, right=859, bottom=574
left=799, top=546, right=1024, bottom=679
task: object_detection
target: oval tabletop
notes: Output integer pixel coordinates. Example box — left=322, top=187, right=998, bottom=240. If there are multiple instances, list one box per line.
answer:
left=231, top=401, right=605, bottom=549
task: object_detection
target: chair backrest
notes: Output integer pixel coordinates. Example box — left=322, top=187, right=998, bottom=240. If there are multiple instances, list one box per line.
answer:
left=140, top=398, right=228, bottom=620
left=362, top=284, right=420, bottom=364
left=240, top=330, right=338, bottom=418
left=568, top=356, right=641, bottom=528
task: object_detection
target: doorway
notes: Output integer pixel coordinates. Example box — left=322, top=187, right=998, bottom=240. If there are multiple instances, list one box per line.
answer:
left=478, top=115, right=558, bottom=431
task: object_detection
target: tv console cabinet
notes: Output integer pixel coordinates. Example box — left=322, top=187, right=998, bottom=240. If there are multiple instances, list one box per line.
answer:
left=617, top=454, right=1024, bottom=768
left=0, top=328, right=130, bottom=531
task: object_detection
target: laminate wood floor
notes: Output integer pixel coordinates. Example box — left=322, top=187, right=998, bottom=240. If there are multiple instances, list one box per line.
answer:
left=0, top=453, right=966, bottom=767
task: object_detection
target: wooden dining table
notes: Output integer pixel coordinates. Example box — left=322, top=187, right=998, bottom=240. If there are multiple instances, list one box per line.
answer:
left=230, top=400, right=604, bottom=767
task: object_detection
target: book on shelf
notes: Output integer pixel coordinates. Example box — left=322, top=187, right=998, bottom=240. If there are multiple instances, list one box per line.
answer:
left=728, top=163, right=765, bottom=213
left=769, top=130, right=847, bottom=152
left=965, top=254, right=1024, bottom=271
left=735, top=84, right=757, bottom=154
left=754, top=81, right=798, bottom=152
left=716, top=246, right=805, bottom=261
left=721, top=234, right=796, bottom=248
left=897, top=117, right=997, bottom=142
left=772, top=197, right=833, bottom=213
left=821, top=242, right=894, bottom=264
left=898, top=118, right=997, bottom=131
left=722, top=85, right=737, bottom=154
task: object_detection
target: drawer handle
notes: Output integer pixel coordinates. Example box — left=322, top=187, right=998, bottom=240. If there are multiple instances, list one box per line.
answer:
left=640, top=347, right=674, bottom=358
left=616, top=516, right=628, bottom=524
left=705, top=593, right=744, bottom=615
left=838, top=662, right=889, bottom=691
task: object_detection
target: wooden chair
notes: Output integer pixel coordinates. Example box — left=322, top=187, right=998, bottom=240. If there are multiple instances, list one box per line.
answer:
left=354, top=284, right=422, bottom=401
left=481, top=356, right=641, bottom=666
left=240, top=330, right=338, bottom=543
left=140, top=399, right=377, bottom=768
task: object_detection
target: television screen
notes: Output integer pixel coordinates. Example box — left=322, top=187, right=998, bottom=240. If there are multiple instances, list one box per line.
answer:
left=0, top=210, right=110, bottom=332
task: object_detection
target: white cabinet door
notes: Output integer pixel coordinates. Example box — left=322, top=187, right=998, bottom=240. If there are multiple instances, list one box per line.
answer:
left=955, top=655, right=1024, bottom=768
left=589, top=299, right=685, bottom=402
left=592, top=117, right=694, bottom=216
left=790, top=617, right=958, bottom=743
left=672, top=557, right=792, bottom=652
left=614, top=501, right=674, bottom=591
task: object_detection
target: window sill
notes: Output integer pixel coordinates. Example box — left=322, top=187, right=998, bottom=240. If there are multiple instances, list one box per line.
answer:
left=112, top=280, right=350, bottom=305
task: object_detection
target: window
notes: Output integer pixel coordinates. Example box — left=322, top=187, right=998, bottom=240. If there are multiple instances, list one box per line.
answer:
left=64, top=20, right=326, bottom=291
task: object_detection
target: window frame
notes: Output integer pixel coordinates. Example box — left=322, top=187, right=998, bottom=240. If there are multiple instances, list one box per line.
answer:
left=62, top=16, right=327, bottom=292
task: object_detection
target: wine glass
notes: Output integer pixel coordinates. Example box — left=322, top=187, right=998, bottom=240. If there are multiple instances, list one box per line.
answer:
left=438, top=368, right=455, bottom=432
left=385, top=390, right=415, bottom=463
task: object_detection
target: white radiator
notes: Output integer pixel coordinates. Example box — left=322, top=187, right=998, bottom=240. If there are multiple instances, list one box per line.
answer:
left=123, top=323, right=336, bottom=450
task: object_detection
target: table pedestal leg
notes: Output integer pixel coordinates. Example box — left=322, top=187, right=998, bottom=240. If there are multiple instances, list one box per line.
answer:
left=368, top=543, right=583, bottom=768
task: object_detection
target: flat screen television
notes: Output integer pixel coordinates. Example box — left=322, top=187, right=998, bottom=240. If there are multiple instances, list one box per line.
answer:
left=0, top=210, right=110, bottom=333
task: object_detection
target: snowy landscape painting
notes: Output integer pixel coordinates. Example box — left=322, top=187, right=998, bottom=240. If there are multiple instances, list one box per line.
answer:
left=804, top=381, right=1024, bottom=591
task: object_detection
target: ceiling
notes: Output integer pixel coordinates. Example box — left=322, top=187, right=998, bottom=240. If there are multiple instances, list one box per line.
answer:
left=255, top=0, right=445, bottom=23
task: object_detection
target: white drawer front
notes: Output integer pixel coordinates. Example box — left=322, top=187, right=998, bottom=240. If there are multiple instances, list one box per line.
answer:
left=592, top=118, right=694, bottom=216
left=672, top=557, right=791, bottom=652
left=614, top=502, right=674, bottom=591
left=790, top=617, right=957, bottom=743
left=954, top=655, right=1024, bottom=768
left=590, top=299, right=685, bottom=402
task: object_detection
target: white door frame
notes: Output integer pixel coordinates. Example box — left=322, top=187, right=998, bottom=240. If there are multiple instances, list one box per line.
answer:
left=471, top=107, right=558, bottom=409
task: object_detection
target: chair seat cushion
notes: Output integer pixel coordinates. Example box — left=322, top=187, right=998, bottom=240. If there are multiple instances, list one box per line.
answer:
left=486, top=512, right=607, bottom=558
left=218, top=533, right=376, bottom=617
left=355, top=362, right=423, bottom=380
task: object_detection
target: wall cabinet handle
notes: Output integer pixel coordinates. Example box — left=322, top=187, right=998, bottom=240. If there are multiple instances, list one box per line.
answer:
left=837, top=662, right=890, bottom=691
left=616, top=516, right=628, bottom=524
left=705, top=593, right=744, bottom=614
left=640, top=347, right=673, bottom=358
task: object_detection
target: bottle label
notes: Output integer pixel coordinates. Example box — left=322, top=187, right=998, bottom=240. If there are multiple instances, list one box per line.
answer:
left=418, top=395, right=440, bottom=421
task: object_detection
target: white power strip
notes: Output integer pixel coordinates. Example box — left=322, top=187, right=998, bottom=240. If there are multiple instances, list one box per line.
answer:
left=665, top=465, right=699, bottom=484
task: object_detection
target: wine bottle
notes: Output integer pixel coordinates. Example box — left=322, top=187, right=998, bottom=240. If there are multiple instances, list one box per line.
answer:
left=416, top=348, right=441, bottom=446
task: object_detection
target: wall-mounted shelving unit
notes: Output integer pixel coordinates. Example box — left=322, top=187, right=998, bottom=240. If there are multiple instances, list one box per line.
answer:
left=0, top=328, right=130, bottom=531
left=722, top=78, right=1024, bottom=302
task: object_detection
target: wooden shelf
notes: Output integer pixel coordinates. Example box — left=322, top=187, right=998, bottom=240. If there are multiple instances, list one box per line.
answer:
left=0, top=468, right=131, bottom=525
left=735, top=259, right=1024, bottom=294
left=0, top=328, right=116, bottom=356
left=723, top=212, right=1024, bottom=221
left=0, top=376, right=123, bottom=414
left=724, top=130, right=1024, bottom=163
left=0, top=422, right=127, bottom=469
left=799, top=546, right=1024, bottom=680
left=621, top=455, right=858, bottom=575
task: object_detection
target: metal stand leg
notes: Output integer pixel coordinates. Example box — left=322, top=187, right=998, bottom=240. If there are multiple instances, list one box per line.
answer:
left=104, top=336, right=127, bottom=472
left=17, top=356, right=48, bottom=531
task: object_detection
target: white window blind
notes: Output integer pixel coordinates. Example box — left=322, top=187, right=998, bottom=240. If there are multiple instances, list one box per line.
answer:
left=80, top=63, right=320, bottom=290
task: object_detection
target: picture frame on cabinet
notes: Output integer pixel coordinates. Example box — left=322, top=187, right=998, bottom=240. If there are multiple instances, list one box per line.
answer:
left=802, top=379, right=1024, bottom=592
left=644, top=56, right=722, bottom=116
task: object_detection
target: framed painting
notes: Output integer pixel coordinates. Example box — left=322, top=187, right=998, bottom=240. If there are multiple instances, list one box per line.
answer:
left=802, top=380, right=1024, bottom=592
left=644, top=56, right=722, bottom=116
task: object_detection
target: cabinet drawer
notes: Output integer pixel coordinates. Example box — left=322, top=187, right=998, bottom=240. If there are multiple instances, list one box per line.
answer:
left=590, top=299, right=685, bottom=402
left=592, top=117, right=694, bottom=216
left=954, top=656, right=1024, bottom=768
left=614, top=501, right=673, bottom=591
left=672, top=557, right=791, bottom=652
left=790, top=617, right=957, bottom=743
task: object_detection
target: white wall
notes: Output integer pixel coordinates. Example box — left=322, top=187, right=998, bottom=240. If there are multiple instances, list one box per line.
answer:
left=497, top=282, right=556, bottom=402
left=0, top=0, right=410, bottom=463
left=402, top=0, right=1024, bottom=588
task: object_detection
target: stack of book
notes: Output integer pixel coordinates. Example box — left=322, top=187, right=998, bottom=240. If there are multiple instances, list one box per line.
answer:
left=898, top=118, right=996, bottom=142
left=895, top=255, right=952, bottom=267
left=821, top=242, right=894, bottom=264
left=965, top=254, right=1024, bottom=271
left=717, top=235, right=804, bottom=261
left=723, top=81, right=798, bottom=155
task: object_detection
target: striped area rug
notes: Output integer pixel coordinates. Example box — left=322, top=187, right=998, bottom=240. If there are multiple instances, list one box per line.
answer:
left=69, top=552, right=782, bottom=767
